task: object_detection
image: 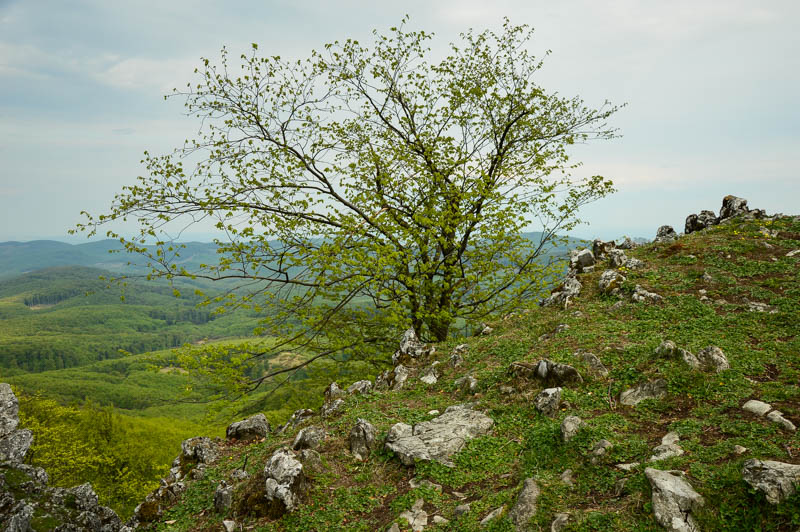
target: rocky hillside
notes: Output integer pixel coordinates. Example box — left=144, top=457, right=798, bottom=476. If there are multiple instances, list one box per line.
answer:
left=3, top=195, right=799, bottom=531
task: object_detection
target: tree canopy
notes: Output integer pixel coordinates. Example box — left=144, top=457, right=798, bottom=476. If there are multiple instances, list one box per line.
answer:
left=76, top=18, right=620, bottom=391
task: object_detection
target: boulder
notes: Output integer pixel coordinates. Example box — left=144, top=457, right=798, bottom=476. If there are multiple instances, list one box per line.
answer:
left=599, top=270, right=625, bottom=294
left=320, top=399, right=344, bottom=419
left=655, top=340, right=700, bottom=370
left=551, top=513, right=570, bottom=532
left=534, top=388, right=562, bottom=417
left=625, top=257, right=646, bottom=269
left=560, top=416, right=584, bottom=442
left=591, top=439, right=613, bottom=457
left=719, top=195, right=749, bottom=220
left=616, top=236, right=637, bottom=250
left=214, top=481, right=233, bottom=512
left=399, top=498, right=427, bottom=532
left=480, top=506, right=505, bottom=527
left=608, top=249, right=628, bottom=268
left=570, top=248, right=595, bottom=273
left=741, top=459, right=800, bottom=504
left=644, top=468, right=704, bottom=531
left=292, top=426, right=327, bottom=451
left=509, top=478, right=540, bottom=531
left=0, top=429, right=32, bottom=464
left=541, top=275, right=582, bottom=307
left=346, top=380, right=373, bottom=395
left=393, top=328, right=433, bottom=365
left=654, top=225, right=678, bottom=243
left=593, top=239, right=616, bottom=260
left=620, top=379, right=667, bottom=406
left=226, top=413, right=270, bottom=441
left=742, top=399, right=796, bottom=432
left=685, top=210, right=719, bottom=234
left=179, top=437, right=218, bottom=466
left=632, top=285, right=663, bottom=303
left=695, top=346, right=729, bottom=373
left=509, top=360, right=583, bottom=388
left=0, top=383, right=19, bottom=437
left=384, top=404, right=494, bottom=467
left=419, top=362, right=441, bottom=385
left=324, top=382, right=346, bottom=402
left=349, top=418, right=376, bottom=461
left=649, top=432, right=684, bottom=462
left=264, top=448, right=305, bottom=516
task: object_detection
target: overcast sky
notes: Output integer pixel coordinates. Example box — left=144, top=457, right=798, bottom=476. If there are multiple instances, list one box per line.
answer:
left=1, top=0, right=798, bottom=242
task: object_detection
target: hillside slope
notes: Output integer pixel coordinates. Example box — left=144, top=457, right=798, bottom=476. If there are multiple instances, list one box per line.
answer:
left=3, top=197, right=799, bottom=531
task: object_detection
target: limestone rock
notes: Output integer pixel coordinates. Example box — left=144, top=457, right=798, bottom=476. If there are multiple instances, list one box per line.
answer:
left=223, top=520, right=237, bottom=532
left=455, top=503, right=471, bottom=516
left=561, top=469, right=575, bottom=487
left=655, top=225, right=678, bottom=243
left=480, top=506, right=505, bottom=527
left=742, top=400, right=796, bottom=432
left=346, top=380, right=373, bottom=395
left=592, top=439, right=613, bottom=457
left=655, top=340, right=700, bottom=370
left=534, top=388, right=562, bottom=417
left=214, top=481, right=233, bottom=512
left=608, top=248, right=628, bottom=268
left=561, top=415, right=584, bottom=442
left=719, top=195, right=749, bottom=220
left=324, top=382, right=346, bottom=402
left=419, top=362, right=441, bottom=385
left=741, top=459, right=800, bottom=504
left=625, top=257, right=646, bottom=269
left=695, top=346, right=730, bottom=373
left=393, top=328, right=433, bottom=365
left=685, top=210, right=718, bottom=234
left=599, top=270, right=625, bottom=294
left=479, top=323, right=494, bottom=336
left=399, top=498, right=427, bottom=532
left=509, top=478, right=540, bottom=531
left=378, top=364, right=412, bottom=391
left=541, top=275, right=582, bottom=307
left=409, top=478, right=442, bottom=492
left=620, top=379, right=667, bottom=406
left=292, top=426, right=327, bottom=451
left=321, top=398, right=344, bottom=418
left=264, top=448, right=305, bottom=516
left=349, top=418, right=376, bottom=461
left=649, top=432, right=684, bottom=462
left=385, top=404, right=494, bottom=467
left=616, top=236, right=637, bottom=250
left=551, top=513, right=570, bottom=532
left=0, top=383, right=19, bottom=438
left=180, top=437, right=218, bottom=466
left=570, top=248, right=595, bottom=273
left=226, top=413, right=270, bottom=441
left=509, top=359, right=583, bottom=388
left=298, top=449, right=323, bottom=472
left=0, top=429, right=32, bottom=463
left=632, top=285, right=663, bottom=303
left=645, top=468, right=704, bottom=531
left=593, top=238, right=616, bottom=260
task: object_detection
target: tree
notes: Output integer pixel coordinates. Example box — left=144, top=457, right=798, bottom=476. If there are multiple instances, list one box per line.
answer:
left=76, top=18, right=619, bottom=391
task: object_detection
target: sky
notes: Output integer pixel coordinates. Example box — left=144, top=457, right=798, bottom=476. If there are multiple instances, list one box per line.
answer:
left=1, top=0, right=798, bottom=242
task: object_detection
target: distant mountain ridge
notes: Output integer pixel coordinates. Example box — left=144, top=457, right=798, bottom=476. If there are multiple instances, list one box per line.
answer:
left=0, top=233, right=591, bottom=280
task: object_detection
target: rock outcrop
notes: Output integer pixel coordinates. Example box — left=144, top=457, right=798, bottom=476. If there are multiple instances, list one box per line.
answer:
left=0, top=384, right=124, bottom=531
left=226, top=413, right=270, bottom=441
left=645, top=468, right=704, bottom=531
left=620, top=378, right=667, bottom=406
left=385, top=404, right=494, bottom=467
left=264, top=447, right=306, bottom=516
left=741, top=459, right=800, bottom=504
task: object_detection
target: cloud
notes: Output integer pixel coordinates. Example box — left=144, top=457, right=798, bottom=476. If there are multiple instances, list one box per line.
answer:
left=97, top=56, right=200, bottom=93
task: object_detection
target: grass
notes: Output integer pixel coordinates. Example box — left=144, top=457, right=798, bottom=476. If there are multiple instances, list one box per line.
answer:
left=12, top=214, right=800, bottom=530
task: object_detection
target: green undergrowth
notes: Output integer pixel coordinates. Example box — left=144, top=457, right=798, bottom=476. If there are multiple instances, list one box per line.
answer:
left=131, top=216, right=800, bottom=530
